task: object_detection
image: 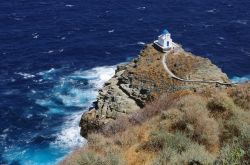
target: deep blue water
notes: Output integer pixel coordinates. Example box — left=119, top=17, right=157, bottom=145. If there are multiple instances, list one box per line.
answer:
left=1, top=0, right=250, bottom=164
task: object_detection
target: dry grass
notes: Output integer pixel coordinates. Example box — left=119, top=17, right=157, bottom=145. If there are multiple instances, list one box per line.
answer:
left=228, top=83, right=250, bottom=111
left=174, top=95, right=220, bottom=152
left=61, top=83, right=250, bottom=165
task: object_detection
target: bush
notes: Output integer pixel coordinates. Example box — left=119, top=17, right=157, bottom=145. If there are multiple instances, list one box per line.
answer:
left=101, top=116, right=131, bottom=136
left=150, top=131, right=216, bottom=165
left=217, top=140, right=246, bottom=165
left=207, top=92, right=235, bottom=118
left=177, top=95, right=220, bottom=151
left=77, top=152, right=124, bottom=165
left=129, top=92, right=182, bottom=124
left=87, top=133, right=110, bottom=152
left=229, top=83, right=250, bottom=111
left=140, top=131, right=193, bottom=153
left=77, top=152, right=103, bottom=165
left=169, top=143, right=216, bottom=165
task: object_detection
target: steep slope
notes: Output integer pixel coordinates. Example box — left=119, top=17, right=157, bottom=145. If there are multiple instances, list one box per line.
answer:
left=62, top=83, right=250, bottom=165
left=80, top=44, right=230, bottom=137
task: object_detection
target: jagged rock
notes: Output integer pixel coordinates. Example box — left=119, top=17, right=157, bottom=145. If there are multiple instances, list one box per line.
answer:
left=79, top=44, right=230, bottom=137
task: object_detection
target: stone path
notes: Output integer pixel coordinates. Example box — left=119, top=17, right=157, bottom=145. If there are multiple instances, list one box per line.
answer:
left=162, top=50, right=234, bottom=86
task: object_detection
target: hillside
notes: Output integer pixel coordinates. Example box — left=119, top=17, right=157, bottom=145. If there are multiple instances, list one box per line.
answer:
left=79, top=44, right=230, bottom=138
left=61, top=44, right=249, bottom=165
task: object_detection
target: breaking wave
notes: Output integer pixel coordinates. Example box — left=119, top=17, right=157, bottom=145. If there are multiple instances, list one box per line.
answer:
left=2, top=65, right=116, bottom=165
left=231, top=75, right=250, bottom=83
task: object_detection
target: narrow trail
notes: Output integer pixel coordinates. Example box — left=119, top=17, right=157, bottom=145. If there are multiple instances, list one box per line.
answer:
left=162, top=50, right=235, bottom=86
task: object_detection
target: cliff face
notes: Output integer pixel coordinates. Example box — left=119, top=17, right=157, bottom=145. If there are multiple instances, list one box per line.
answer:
left=80, top=44, right=230, bottom=137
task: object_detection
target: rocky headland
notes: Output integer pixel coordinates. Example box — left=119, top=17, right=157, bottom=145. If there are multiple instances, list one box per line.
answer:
left=79, top=43, right=230, bottom=137
left=61, top=43, right=250, bottom=165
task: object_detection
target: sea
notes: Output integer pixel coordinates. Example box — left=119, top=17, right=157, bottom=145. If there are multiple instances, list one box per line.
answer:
left=0, top=0, right=250, bottom=164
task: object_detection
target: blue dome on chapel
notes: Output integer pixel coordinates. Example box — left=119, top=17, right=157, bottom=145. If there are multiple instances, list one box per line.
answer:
left=162, top=29, right=169, bottom=34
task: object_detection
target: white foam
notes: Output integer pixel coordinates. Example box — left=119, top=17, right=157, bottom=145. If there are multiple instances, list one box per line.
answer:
left=50, top=65, right=116, bottom=150
left=26, top=114, right=33, bottom=119
left=58, top=49, right=64, bottom=53
left=57, top=88, right=97, bottom=107
left=48, top=50, right=54, bottom=54
left=38, top=68, right=56, bottom=75
left=219, top=36, right=225, bottom=40
left=232, top=20, right=248, bottom=25
left=37, top=68, right=57, bottom=80
left=32, top=33, right=40, bottom=39
left=231, top=75, right=250, bottom=83
left=138, top=18, right=144, bottom=21
left=240, top=48, right=250, bottom=56
left=15, top=72, right=35, bottom=79
left=71, top=65, right=116, bottom=89
left=206, top=9, right=216, bottom=13
left=137, top=6, right=146, bottom=10
left=137, top=41, right=145, bottom=45
left=65, top=4, right=74, bottom=7
left=105, top=51, right=111, bottom=55
left=108, top=29, right=115, bottom=33
left=51, top=111, right=87, bottom=149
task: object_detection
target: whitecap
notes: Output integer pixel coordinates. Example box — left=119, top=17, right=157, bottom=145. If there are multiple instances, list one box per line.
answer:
left=108, top=29, right=115, bottom=33
left=138, top=18, right=144, bottom=21
left=58, top=49, right=64, bottom=53
left=15, top=72, right=35, bottom=79
left=219, top=36, right=225, bottom=40
left=10, top=78, right=16, bottom=82
left=206, top=9, right=216, bottom=13
left=61, top=37, right=66, bottom=40
left=137, top=6, right=146, bottom=10
left=240, top=48, right=250, bottom=56
left=37, top=68, right=57, bottom=80
left=105, top=51, right=111, bottom=55
left=32, top=33, right=39, bottom=39
left=65, top=4, right=74, bottom=7
left=14, top=17, right=22, bottom=21
left=231, top=20, right=248, bottom=25
left=0, top=134, right=7, bottom=140
left=48, top=50, right=54, bottom=54
left=31, top=90, right=36, bottom=94
left=26, top=114, right=33, bottom=119
left=137, top=41, right=145, bottom=45
left=2, top=89, right=19, bottom=95
left=216, top=42, right=222, bottom=45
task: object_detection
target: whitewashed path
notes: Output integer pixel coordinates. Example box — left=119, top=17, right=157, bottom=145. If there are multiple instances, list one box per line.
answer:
left=162, top=50, right=234, bottom=86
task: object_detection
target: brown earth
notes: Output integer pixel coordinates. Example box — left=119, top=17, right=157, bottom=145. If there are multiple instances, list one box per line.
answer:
left=79, top=44, right=230, bottom=138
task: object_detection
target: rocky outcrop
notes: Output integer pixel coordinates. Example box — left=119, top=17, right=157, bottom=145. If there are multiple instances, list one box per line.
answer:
left=80, top=44, right=231, bottom=137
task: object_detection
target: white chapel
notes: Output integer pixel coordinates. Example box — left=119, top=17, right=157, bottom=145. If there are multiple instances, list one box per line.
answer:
left=154, top=29, right=174, bottom=52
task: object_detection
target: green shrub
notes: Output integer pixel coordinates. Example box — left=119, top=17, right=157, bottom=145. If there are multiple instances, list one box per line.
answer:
left=77, top=152, right=124, bottom=165
left=229, top=84, right=250, bottom=111
left=177, top=95, right=220, bottom=150
left=78, top=152, right=103, bottom=165
left=169, top=143, right=216, bottom=165
left=139, top=131, right=192, bottom=153
left=217, top=140, right=246, bottom=165
left=151, top=131, right=216, bottom=165
left=207, top=93, right=235, bottom=114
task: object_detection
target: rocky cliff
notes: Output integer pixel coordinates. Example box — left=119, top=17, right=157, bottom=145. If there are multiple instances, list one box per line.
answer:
left=79, top=43, right=230, bottom=137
